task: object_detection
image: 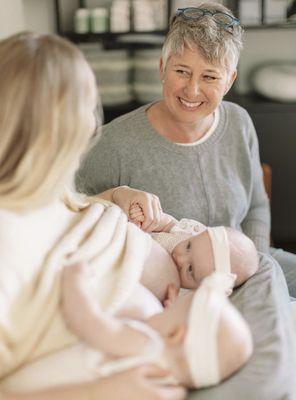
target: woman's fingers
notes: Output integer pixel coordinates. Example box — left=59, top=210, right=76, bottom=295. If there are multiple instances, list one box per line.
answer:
left=140, top=199, right=156, bottom=230
left=141, top=195, right=162, bottom=232
left=154, top=385, right=187, bottom=400
left=139, top=365, right=187, bottom=400
left=95, top=364, right=186, bottom=400
left=112, top=186, right=163, bottom=232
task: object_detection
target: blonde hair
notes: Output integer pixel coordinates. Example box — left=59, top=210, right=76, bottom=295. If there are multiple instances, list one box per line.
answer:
left=162, top=1, right=244, bottom=72
left=0, top=32, right=99, bottom=212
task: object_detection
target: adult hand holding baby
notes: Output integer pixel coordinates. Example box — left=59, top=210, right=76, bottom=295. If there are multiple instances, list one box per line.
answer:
left=93, top=364, right=187, bottom=400
left=1, top=365, right=186, bottom=400
left=112, top=186, right=163, bottom=232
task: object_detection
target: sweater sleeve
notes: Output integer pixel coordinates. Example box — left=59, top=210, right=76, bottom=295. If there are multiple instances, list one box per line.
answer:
left=75, top=127, right=120, bottom=196
left=241, top=114, right=271, bottom=254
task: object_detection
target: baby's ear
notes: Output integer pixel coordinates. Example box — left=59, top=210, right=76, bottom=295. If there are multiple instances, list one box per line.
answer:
left=166, top=325, right=187, bottom=346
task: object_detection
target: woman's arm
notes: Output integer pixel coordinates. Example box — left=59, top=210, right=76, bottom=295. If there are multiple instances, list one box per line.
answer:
left=241, top=113, right=271, bottom=253
left=62, top=263, right=160, bottom=358
left=2, top=366, right=186, bottom=400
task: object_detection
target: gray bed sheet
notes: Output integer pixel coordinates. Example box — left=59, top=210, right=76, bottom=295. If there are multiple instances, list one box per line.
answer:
left=189, top=253, right=296, bottom=400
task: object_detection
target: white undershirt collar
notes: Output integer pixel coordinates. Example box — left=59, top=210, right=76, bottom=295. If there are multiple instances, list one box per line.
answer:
left=176, top=108, right=220, bottom=147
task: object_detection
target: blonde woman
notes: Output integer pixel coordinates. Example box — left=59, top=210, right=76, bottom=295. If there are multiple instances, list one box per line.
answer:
left=0, top=32, right=185, bottom=400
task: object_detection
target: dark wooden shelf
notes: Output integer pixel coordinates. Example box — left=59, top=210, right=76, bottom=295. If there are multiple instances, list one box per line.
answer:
left=63, top=30, right=167, bottom=42
left=226, top=92, right=296, bottom=112
left=62, top=31, right=166, bottom=49
left=243, top=21, right=296, bottom=30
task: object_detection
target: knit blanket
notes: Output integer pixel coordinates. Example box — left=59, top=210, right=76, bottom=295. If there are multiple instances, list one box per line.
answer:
left=0, top=200, right=151, bottom=381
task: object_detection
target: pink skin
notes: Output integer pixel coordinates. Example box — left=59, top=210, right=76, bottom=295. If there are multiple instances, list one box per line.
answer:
left=171, top=232, right=215, bottom=289
left=130, top=204, right=214, bottom=290
left=150, top=46, right=237, bottom=143
left=129, top=203, right=145, bottom=228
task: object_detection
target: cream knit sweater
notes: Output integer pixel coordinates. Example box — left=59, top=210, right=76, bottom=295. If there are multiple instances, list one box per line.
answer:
left=0, top=200, right=151, bottom=380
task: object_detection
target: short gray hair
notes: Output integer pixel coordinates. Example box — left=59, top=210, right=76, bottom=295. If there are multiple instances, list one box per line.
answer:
left=162, top=2, right=244, bottom=72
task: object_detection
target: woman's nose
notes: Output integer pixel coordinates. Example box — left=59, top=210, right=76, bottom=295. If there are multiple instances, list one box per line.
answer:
left=185, top=79, right=200, bottom=98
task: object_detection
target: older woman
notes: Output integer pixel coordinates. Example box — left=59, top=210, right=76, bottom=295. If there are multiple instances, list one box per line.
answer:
left=75, top=1, right=296, bottom=298
left=0, top=32, right=185, bottom=400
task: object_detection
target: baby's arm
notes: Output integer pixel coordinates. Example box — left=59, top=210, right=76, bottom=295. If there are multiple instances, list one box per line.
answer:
left=61, top=263, right=158, bottom=358
left=129, top=203, right=177, bottom=232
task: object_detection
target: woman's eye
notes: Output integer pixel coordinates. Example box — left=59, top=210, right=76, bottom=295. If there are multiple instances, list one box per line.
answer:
left=186, top=241, right=191, bottom=250
left=176, top=69, right=190, bottom=76
left=204, top=75, right=217, bottom=81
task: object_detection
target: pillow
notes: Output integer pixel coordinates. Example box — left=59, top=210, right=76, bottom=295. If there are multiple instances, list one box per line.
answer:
left=251, top=62, right=296, bottom=102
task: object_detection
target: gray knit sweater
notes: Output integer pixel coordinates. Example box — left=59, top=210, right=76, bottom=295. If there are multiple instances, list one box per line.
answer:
left=75, top=101, right=270, bottom=253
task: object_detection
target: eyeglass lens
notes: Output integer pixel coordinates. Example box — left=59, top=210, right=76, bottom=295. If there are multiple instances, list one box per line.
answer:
left=182, top=8, right=235, bottom=26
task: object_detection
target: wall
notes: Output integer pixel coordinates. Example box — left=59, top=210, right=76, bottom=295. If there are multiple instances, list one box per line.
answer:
left=237, top=28, right=296, bottom=94
left=0, top=0, right=55, bottom=39
left=0, top=0, right=24, bottom=38
left=23, top=0, right=55, bottom=34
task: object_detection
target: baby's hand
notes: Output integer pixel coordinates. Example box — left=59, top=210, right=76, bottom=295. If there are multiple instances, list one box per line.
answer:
left=129, top=203, right=145, bottom=228
left=163, top=283, right=179, bottom=308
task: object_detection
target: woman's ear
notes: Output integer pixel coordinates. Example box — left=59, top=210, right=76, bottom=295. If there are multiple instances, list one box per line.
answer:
left=166, top=325, right=187, bottom=346
left=224, top=69, right=237, bottom=96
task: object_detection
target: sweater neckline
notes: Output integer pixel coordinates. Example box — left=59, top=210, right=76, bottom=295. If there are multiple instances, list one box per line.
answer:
left=138, top=101, right=227, bottom=153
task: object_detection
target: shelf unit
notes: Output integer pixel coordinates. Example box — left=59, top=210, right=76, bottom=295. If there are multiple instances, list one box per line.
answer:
left=54, top=0, right=171, bottom=47
left=54, top=1, right=296, bottom=45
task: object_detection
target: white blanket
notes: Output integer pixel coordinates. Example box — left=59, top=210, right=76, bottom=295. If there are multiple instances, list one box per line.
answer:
left=0, top=200, right=151, bottom=388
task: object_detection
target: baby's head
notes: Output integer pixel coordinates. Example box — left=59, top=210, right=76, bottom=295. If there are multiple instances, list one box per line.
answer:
left=171, top=226, right=259, bottom=289
left=148, top=273, right=253, bottom=388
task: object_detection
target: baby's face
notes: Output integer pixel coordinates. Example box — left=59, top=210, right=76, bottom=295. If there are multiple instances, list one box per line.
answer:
left=171, top=231, right=215, bottom=289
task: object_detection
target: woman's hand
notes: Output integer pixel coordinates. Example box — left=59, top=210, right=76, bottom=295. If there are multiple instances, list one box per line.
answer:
left=129, top=201, right=178, bottom=233
left=93, top=364, right=187, bottom=400
left=1, top=365, right=186, bottom=400
left=112, top=186, right=162, bottom=232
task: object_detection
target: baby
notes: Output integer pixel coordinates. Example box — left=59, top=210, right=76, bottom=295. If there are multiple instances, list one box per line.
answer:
left=59, top=265, right=253, bottom=390
left=129, top=204, right=259, bottom=291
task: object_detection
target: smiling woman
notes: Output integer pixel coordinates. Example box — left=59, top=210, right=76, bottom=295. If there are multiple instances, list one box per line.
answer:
left=75, top=0, right=296, bottom=318
left=75, top=2, right=296, bottom=396
left=155, top=47, right=237, bottom=143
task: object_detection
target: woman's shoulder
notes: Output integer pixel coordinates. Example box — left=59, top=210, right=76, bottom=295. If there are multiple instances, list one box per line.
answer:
left=102, top=103, right=152, bottom=139
left=0, top=202, right=76, bottom=236
left=220, top=100, right=255, bottom=132
left=221, top=100, right=250, bottom=119
left=0, top=202, right=76, bottom=265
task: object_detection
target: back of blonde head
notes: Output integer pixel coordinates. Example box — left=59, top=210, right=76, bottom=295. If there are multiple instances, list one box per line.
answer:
left=162, top=1, right=244, bottom=72
left=0, top=32, right=98, bottom=212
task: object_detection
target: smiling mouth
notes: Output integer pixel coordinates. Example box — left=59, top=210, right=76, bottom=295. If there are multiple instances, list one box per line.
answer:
left=179, top=97, right=203, bottom=109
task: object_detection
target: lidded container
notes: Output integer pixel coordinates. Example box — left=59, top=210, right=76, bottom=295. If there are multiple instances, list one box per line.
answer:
left=74, top=8, right=90, bottom=33
left=90, top=8, right=108, bottom=33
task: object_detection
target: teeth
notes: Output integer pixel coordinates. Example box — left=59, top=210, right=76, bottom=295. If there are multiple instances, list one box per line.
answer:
left=179, top=98, right=202, bottom=108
